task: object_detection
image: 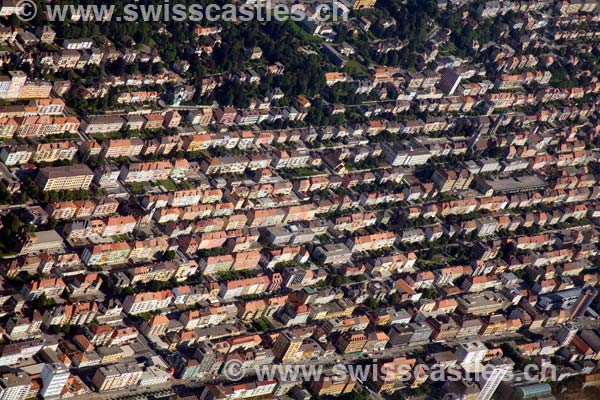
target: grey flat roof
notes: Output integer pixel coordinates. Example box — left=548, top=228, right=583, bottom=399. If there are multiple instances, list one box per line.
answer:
left=484, top=175, right=547, bottom=193
left=40, top=164, right=94, bottom=178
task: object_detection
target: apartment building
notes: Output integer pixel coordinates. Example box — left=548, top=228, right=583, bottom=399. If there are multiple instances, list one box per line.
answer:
left=248, top=208, right=286, bottom=228
left=81, top=242, right=132, bottom=266
left=200, top=255, right=234, bottom=276
left=0, top=71, right=26, bottom=99
left=309, top=376, right=356, bottom=397
left=218, top=276, right=271, bottom=300
left=116, top=91, right=159, bottom=104
left=170, top=158, right=191, bottom=180
left=39, top=362, right=70, bottom=400
left=163, top=111, right=181, bottom=128
left=142, top=113, right=164, bottom=129
left=213, top=106, right=237, bottom=125
left=91, top=363, right=142, bottom=392
left=80, top=116, right=125, bottom=134
left=46, top=198, right=118, bottom=220
left=200, top=381, right=278, bottom=400
left=331, top=212, right=377, bottom=233
left=0, top=143, right=33, bottom=165
left=387, top=145, right=433, bottom=167
left=119, top=161, right=173, bottom=183
left=0, top=371, right=31, bottom=400
left=30, top=141, right=78, bottom=163
left=94, top=198, right=120, bottom=216
left=45, top=201, right=77, bottom=220
left=201, top=156, right=250, bottom=175
left=140, top=315, right=169, bottom=336
left=128, top=237, right=170, bottom=262
left=369, top=252, right=417, bottom=275
left=100, top=138, right=144, bottom=158
left=272, top=150, right=311, bottom=169
left=42, top=301, right=99, bottom=327
left=52, top=49, right=80, bottom=69
left=313, top=243, right=353, bottom=265
left=283, top=204, right=317, bottom=224
left=63, top=38, right=93, bottom=50
left=35, top=164, right=94, bottom=192
left=101, top=216, right=137, bottom=237
left=22, top=277, right=66, bottom=300
left=168, top=189, right=203, bottom=207
left=17, top=230, right=64, bottom=255
left=431, top=169, right=473, bottom=192
left=272, top=331, right=305, bottom=362
left=335, top=331, right=367, bottom=354
left=128, top=262, right=175, bottom=285
left=0, top=117, right=18, bottom=138
left=18, top=80, right=52, bottom=99
left=15, top=116, right=79, bottom=137
left=32, top=98, right=65, bottom=115
left=182, top=134, right=210, bottom=152
left=187, top=108, right=213, bottom=125
left=346, top=231, right=396, bottom=252
left=123, top=290, right=174, bottom=315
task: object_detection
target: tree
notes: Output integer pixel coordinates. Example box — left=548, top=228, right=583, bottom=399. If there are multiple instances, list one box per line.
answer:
left=0, top=183, right=13, bottom=205
left=0, top=213, right=24, bottom=253
left=22, top=177, right=38, bottom=200
left=31, top=293, right=57, bottom=310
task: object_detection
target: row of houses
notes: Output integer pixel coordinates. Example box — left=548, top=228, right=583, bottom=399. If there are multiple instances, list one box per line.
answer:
left=80, top=111, right=181, bottom=135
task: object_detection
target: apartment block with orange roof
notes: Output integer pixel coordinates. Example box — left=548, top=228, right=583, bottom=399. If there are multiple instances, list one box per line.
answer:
left=15, top=115, right=79, bottom=137
left=81, top=242, right=132, bottom=266
left=201, top=380, right=278, bottom=400
left=100, top=138, right=144, bottom=159
left=369, top=252, right=417, bottom=276
left=248, top=208, right=286, bottom=228
left=72, top=200, right=95, bottom=218
left=119, top=161, right=173, bottom=183
left=123, top=290, right=174, bottom=315
left=42, top=301, right=99, bottom=327
left=335, top=331, right=367, bottom=354
left=101, top=215, right=137, bottom=238
left=22, top=277, right=66, bottom=300
left=168, top=189, right=203, bottom=207
left=30, top=140, right=78, bottom=163
left=199, top=254, right=234, bottom=276
left=283, top=204, right=317, bottom=224
left=346, top=231, right=396, bottom=253
left=218, top=276, right=271, bottom=300
left=0, top=117, right=18, bottom=138
left=84, top=324, right=114, bottom=346
left=140, top=315, right=170, bottom=336
left=45, top=201, right=78, bottom=220
left=197, top=231, right=228, bottom=250
left=232, top=250, right=261, bottom=271
left=370, top=357, right=418, bottom=393
left=31, top=98, right=65, bottom=115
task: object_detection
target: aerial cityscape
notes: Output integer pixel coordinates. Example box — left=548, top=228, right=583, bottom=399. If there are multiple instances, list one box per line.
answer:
left=0, top=0, right=597, bottom=399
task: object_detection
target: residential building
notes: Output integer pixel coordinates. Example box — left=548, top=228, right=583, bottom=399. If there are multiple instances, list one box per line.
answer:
left=35, top=165, right=94, bottom=192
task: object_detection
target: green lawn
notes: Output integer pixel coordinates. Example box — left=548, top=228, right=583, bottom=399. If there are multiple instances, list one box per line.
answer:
left=158, top=179, right=177, bottom=191
left=344, top=59, right=369, bottom=78
left=127, top=182, right=148, bottom=194
left=284, top=19, right=322, bottom=44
